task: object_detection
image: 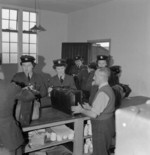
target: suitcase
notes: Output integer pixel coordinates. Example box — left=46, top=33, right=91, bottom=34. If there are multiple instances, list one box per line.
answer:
left=51, top=87, right=83, bottom=115
left=115, top=103, right=150, bottom=155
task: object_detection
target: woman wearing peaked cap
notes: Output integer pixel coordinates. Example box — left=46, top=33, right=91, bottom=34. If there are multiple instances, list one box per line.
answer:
left=69, top=56, right=87, bottom=76
left=48, top=59, right=76, bottom=95
left=11, top=55, right=47, bottom=122
left=0, top=55, right=24, bottom=155
left=77, top=62, right=97, bottom=102
left=12, top=55, right=47, bottom=98
left=69, top=56, right=87, bottom=89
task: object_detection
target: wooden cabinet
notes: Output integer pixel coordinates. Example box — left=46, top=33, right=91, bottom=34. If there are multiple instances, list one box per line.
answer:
left=23, top=107, right=89, bottom=155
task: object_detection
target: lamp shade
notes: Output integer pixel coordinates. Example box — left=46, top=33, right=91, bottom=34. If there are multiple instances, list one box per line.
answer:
left=30, top=24, right=46, bottom=32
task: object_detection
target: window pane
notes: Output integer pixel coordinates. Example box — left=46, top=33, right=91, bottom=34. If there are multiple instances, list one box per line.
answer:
left=23, top=34, right=29, bottom=43
left=10, top=10, right=17, bottom=20
left=10, top=32, right=18, bottom=42
left=2, top=54, right=9, bottom=64
left=30, top=23, right=36, bottom=29
left=30, top=12, right=36, bottom=22
left=2, top=43, right=9, bottom=53
left=2, top=8, right=18, bottom=64
left=2, top=32, right=9, bottom=42
left=30, top=34, right=36, bottom=43
left=23, top=44, right=29, bottom=53
left=2, top=20, right=9, bottom=29
left=22, top=11, right=37, bottom=62
left=10, top=54, right=17, bottom=63
left=30, top=44, right=36, bottom=53
left=10, top=21, right=17, bottom=30
left=10, top=43, right=17, bottom=52
left=23, top=22, right=29, bottom=31
left=2, top=9, right=9, bottom=19
left=23, top=12, right=29, bottom=21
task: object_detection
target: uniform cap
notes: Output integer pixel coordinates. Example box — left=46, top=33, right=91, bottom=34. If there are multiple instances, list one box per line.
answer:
left=110, top=65, right=121, bottom=74
left=74, top=56, right=83, bottom=61
left=53, top=59, right=66, bottom=67
left=20, top=55, right=35, bottom=64
left=97, top=55, right=108, bottom=61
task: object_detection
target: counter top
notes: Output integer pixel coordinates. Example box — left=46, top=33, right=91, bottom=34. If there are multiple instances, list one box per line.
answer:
left=23, top=107, right=89, bottom=132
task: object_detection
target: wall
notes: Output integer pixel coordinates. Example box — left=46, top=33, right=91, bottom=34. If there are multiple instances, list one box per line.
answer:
left=38, top=10, right=68, bottom=76
left=67, top=0, right=150, bottom=97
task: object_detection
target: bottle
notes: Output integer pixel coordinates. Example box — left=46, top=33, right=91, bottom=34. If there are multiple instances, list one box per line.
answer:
left=84, top=142, right=89, bottom=154
left=87, top=120, right=92, bottom=135
left=84, top=124, right=88, bottom=136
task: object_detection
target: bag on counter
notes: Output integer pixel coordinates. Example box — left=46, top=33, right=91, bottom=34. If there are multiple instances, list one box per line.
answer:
left=32, top=100, right=40, bottom=120
left=51, top=87, right=83, bottom=115
left=15, top=88, right=39, bottom=126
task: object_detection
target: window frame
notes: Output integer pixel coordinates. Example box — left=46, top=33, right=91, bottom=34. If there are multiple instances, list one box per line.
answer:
left=1, top=7, right=38, bottom=64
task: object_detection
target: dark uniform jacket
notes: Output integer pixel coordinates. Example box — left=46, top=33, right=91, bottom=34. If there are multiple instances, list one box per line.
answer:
left=49, top=74, right=76, bottom=89
left=12, top=72, right=47, bottom=98
left=0, top=80, right=24, bottom=151
left=69, top=64, right=87, bottom=89
left=69, top=64, right=87, bottom=76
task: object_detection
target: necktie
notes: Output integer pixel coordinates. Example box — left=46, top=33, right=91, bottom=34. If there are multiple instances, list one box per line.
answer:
left=28, top=74, right=30, bottom=81
left=60, top=76, right=63, bottom=84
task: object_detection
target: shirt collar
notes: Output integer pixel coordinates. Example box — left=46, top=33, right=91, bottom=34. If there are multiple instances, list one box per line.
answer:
left=58, top=75, right=65, bottom=79
left=99, top=82, right=108, bottom=89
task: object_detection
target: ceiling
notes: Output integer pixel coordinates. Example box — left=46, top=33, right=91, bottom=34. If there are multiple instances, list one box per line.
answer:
left=0, top=0, right=112, bottom=13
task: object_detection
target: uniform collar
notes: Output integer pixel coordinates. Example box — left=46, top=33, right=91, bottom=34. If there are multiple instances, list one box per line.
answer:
left=58, top=75, right=65, bottom=79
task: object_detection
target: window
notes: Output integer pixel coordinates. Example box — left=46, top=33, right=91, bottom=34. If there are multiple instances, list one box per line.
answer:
left=2, top=8, right=18, bottom=64
left=22, top=11, right=37, bottom=59
left=1, top=8, right=38, bottom=64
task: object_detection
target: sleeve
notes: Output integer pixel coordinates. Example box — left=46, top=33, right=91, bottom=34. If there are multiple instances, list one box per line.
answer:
left=85, top=72, right=94, bottom=91
left=37, top=75, right=48, bottom=98
left=70, top=76, right=77, bottom=89
left=91, top=92, right=109, bottom=116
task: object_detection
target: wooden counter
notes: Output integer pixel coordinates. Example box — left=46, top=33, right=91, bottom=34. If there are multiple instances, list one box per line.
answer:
left=23, top=107, right=90, bottom=155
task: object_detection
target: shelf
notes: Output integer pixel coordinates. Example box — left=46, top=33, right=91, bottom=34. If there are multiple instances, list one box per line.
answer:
left=25, top=139, right=73, bottom=153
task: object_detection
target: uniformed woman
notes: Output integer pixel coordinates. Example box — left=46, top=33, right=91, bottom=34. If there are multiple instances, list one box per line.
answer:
left=11, top=55, right=47, bottom=121
left=48, top=59, right=76, bottom=94
left=12, top=55, right=47, bottom=98
left=69, top=56, right=87, bottom=89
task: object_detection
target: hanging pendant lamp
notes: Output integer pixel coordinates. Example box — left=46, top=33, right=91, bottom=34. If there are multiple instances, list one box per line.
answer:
left=30, top=0, right=46, bottom=32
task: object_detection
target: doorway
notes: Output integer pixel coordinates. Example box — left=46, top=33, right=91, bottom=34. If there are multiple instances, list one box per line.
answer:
left=87, top=39, right=111, bottom=62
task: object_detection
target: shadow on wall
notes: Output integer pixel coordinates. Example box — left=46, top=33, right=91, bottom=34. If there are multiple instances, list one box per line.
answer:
left=35, top=55, right=52, bottom=108
left=34, top=55, right=51, bottom=87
